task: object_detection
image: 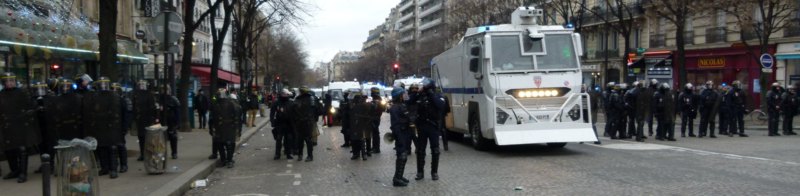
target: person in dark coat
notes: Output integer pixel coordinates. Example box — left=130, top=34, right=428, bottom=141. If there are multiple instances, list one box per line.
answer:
left=270, top=89, right=294, bottom=160
left=727, top=80, right=748, bottom=137
left=0, top=72, right=41, bottom=183
left=411, top=79, right=446, bottom=181
left=290, top=87, right=321, bottom=162
left=389, top=88, right=413, bottom=187
left=678, top=83, right=698, bottom=137
left=194, top=89, right=210, bottom=129
left=323, top=93, right=333, bottom=127
left=781, top=85, right=798, bottom=135
left=718, top=84, right=731, bottom=136
left=624, top=82, right=640, bottom=140
left=367, top=87, right=386, bottom=154
left=133, top=80, right=158, bottom=161
left=655, top=83, right=677, bottom=141
left=606, top=84, right=624, bottom=139
left=162, top=90, right=181, bottom=159
left=210, top=89, right=242, bottom=168
left=646, top=79, right=659, bottom=136
left=350, top=91, right=374, bottom=160
left=246, top=91, right=260, bottom=127
left=698, top=81, right=720, bottom=138
left=766, top=82, right=782, bottom=136
left=82, top=77, right=123, bottom=179
left=113, top=83, right=132, bottom=173
left=339, top=91, right=352, bottom=147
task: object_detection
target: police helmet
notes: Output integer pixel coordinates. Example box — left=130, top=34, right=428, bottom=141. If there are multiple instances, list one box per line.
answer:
left=421, top=78, right=436, bottom=90
left=59, top=79, right=75, bottom=94
left=217, top=88, right=229, bottom=99
left=409, top=83, right=420, bottom=92
left=660, top=83, right=671, bottom=90
left=299, top=86, right=311, bottom=95
left=1, top=72, right=17, bottom=88
left=391, top=87, right=406, bottom=100
left=138, top=80, right=149, bottom=90
left=789, top=85, right=796, bottom=90
left=111, top=82, right=122, bottom=92
left=685, top=83, right=693, bottom=90
left=97, top=77, right=111, bottom=91
left=732, top=80, right=742, bottom=88
left=772, top=82, right=780, bottom=87
left=706, top=80, right=713, bottom=86
left=619, top=83, right=628, bottom=90
left=606, top=82, right=616, bottom=88
left=370, top=87, right=380, bottom=95
left=280, top=88, right=291, bottom=97
left=632, top=81, right=640, bottom=87
left=75, top=74, right=93, bottom=84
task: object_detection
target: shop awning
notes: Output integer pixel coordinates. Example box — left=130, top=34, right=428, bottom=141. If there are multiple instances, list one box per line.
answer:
left=776, top=53, right=800, bottom=60
left=191, top=66, right=241, bottom=85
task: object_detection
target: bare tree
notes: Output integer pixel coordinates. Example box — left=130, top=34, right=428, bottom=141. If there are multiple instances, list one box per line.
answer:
left=648, top=0, right=706, bottom=87
left=176, top=0, right=223, bottom=132
left=208, top=0, right=235, bottom=100
left=714, top=0, right=797, bottom=104
left=579, top=0, right=642, bottom=83
left=445, top=0, right=529, bottom=46
left=98, top=0, right=118, bottom=80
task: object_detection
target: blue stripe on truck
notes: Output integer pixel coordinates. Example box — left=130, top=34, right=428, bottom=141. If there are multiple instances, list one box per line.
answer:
left=442, top=87, right=484, bottom=94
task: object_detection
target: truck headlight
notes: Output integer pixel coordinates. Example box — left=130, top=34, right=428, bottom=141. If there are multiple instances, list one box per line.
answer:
left=330, top=108, right=336, bottom=114
left=381, top=99, right=387, bottom=105
left=509, top=89, right=567, bottom=98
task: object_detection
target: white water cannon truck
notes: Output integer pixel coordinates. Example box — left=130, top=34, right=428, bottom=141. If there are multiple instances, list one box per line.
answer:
left=432, top=6, right=599, bottom=150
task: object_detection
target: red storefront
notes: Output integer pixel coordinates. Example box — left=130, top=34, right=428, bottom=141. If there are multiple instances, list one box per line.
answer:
left=680, top=45, right=776, bottom=109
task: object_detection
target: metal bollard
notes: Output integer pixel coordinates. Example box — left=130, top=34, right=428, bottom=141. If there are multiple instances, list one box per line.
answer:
left=42, top=154, right=51, bottom=196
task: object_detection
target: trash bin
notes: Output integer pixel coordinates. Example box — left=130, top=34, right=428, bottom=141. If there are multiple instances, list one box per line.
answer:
left=144, top=125, right=169, bottom=174
left=55, top=137, right=99, bottom=196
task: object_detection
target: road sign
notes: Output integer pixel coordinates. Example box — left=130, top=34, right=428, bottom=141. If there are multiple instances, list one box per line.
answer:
left=143, top=0, right=161, bottom=17
left=760, top=53, right=774, bottom=69
left=153, top=12, right=183, bottom=53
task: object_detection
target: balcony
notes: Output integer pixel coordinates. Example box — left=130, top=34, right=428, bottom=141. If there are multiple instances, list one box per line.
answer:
left=582, top=3, right=645, bottom=26
left=418, top=18, right=442, bottom=31
left=741, top=28, right=758, bottom=40
left=592, top=49, right=620, bottom=59
left=419, top=2, right=442, bottom=18
left=398, top=12, right=414, bottom=23
left=400, top=35, right=415, bottom=43
left=398, top=23, right=414, bottom=33
left=705, top=27, right=727, bottom=43
left=785, top=21, right=800, bottom=37
left=684, top=30, right=694, bottom=45
left=650, top=34, right=666, bottom=48
left=418, top=0, right=430, bottom=5
left=399, top=0, right=414, bottom=12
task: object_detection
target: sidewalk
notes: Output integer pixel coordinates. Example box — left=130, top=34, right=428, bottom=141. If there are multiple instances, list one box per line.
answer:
left=0, top=117, right=269, bottom=196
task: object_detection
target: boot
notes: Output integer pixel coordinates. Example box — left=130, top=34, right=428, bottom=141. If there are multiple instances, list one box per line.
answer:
left=414, top=155, right=425, bottom=180
left=118, top=145, right=128, bottom=173
left=109, top=146, right=119, bottom=179
left=350, top=142, right=361, bottom=160
left=392, top=157, right=408, bottom=187
left=226, top=143, right=236, bottom=168
left=17, top=148, right=28, bottom=183
left=3, top=150, right=19, bottom=180
left=361, top=144, right=368, bottom=161
left=431, top=153, right=440, bottom=181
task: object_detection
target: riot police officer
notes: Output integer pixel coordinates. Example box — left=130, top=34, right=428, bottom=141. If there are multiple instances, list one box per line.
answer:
left=655, top=83, right=677, bottom=141
left=407, top=84, right=421, bottom=152
left=727, top=80, right=748, bottom=137
left=210, top=89, right=242, bottom=168
left=698, top=81, right=720, bottom=138
left=162, top=89, right=181, bottom=159
left=646, top=79, right=659, bottom=136
left=389, top=88, right=412, bottom=187
left=339, top=90, right=353, bottom=147
left=766, top=82, right=782, bottom=136
left=367, top=87, right=385, bottom=154
left=270, top=89, right=294, bottom=160
left=112, top=83, right=132, bottom=173
left=82, top=77, right=123, bottom=179
left=606, top=84, right=624, bottom=139
left=602, top=82, right=615, bottom=137
left=291, top=86, right=321, bottom=162
left=411, top=79, right=445, bottom=181
left=0, top=72, right=40, bottom=183
left=350, top=91, right=374, bottom=160
left=624, top=82, right=640, bottom=140
left=33, top=82, right=55, bottom=174
left=74, top=74, right=93, bottom=94
left=718, top=84, right=731, bottom=136
left=133, top=80, right=159, bottom=161
left=678, top=83, right=698, bottom=137
left=781, top=85, right=798, bottom=135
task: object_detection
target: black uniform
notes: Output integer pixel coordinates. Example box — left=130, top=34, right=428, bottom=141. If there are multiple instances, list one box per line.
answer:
left=118, top=92, right=133, bottom=172
left=290, top=93, right=321, bottom=161
left=698, top=87, right=720, bottom=137
left=766, top=87, right=782, bottom=136
left=606, top=89, right=624, bottom=139
left=339, top=94, right=352, bottom=147
left=163, top=95, right=181, bottom=158
left=194, top=93, right=210, bottom=129
left=410, top=89, right=445, bottom=180
left=210, top=97, right=242, bottom=167
left=389, top=99, right=413, bottom=186
left=367, top=95, right=385, bottom=154
left=678, top=89, right=698, bottom=137
left=655, top=89, right=676, bottom=141
left=270, top=97, right=294, bottom=160
left=635, top=86, right=652, bottom=141
left=133, top=90, right=158, bottom=160
left=350, top=96, right=375, bottom=160
left=727, top=87, right=748, bottom=137
left=82, top=90, right=123, bottom=178
left=624, top=86, right=639, bottom=139
left=718, top=88, right=731, bottom=135
left=617, top=88, right=629, bottom=138
left=646, top=84, right=658, bottom=136
left=0, top=87, right=41, bottom=182
left=781, top=90, right=798, bottom=135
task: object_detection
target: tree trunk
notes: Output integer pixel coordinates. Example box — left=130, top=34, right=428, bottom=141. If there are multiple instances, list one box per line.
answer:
left=177, top=0, right=198, bottom=132
left=675, top=24, right=687, bottom=87
left=621, top=34, right=631, bottom=83
left=98, top=0, right=118, bottom=80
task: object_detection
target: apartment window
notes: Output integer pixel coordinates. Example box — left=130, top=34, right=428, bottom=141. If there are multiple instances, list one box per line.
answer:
left=610, top=32, right=618, bottom=50
left=754, top=7, right=764, bottom=24
left=716, top=10, right=726, bottom=27
left=685, top=14, right=693, bottom=31
left=634, top=28, right=641, bottom=49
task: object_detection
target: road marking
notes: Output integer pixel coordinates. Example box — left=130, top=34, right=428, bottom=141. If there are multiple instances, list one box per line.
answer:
left=293, top=181, right=301, bottom=186
left=230, top=194, right=269, bottom=196
left=286, top=164, right=293, bottom=168
left=588, top=140, right=800, bottom=166
left=285, top=170, right=292, bottom=173
left=294, top=174, right=301, bottom=179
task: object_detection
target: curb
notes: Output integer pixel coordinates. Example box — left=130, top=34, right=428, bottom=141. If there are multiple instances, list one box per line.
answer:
left=148, top=119, right=270, bottom=196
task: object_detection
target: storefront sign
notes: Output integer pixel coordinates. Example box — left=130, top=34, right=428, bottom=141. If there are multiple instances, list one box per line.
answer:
left=698, top=57, right=725, bottom=68
left=0, top=46, right=9, bottom=52
left=581, top=64, right=598, bottom=71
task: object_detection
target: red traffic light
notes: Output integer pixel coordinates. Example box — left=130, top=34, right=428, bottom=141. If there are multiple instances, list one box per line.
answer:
left=393, top=64, right=399, bottom=69
left=51, top=64, right=60, bottom=69
left=276, top=76, right=280, bottom=80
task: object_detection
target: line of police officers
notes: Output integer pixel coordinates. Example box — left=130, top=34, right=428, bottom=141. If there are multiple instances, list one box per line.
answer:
left=600, top=78, right=798, bottom=142
left=0, top=71, right=195, bottom=183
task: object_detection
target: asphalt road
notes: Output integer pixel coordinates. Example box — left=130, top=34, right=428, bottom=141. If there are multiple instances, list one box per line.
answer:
left=186, top=115, right=800, bottom=196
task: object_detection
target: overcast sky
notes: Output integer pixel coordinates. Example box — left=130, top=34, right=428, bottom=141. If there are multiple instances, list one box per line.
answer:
left=297, top=0, right=398, bottom=67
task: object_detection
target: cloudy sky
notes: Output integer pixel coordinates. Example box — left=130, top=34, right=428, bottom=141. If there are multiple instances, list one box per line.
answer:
left=297, top=0, right=398, bottom=67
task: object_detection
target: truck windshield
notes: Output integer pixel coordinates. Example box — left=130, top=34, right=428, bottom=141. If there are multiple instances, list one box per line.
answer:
left=491, top=34, right=578, bottom=71
left=329, top=90, right=344, bottom=100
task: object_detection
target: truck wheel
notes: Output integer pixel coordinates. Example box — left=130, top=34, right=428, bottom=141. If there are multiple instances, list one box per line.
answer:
left=469, top=113, right=490, bottom=151
left=546, top=143, right=567, bottom=148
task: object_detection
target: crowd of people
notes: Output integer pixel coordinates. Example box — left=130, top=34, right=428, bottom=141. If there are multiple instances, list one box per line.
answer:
left=593, top=79, right=799, bottom=143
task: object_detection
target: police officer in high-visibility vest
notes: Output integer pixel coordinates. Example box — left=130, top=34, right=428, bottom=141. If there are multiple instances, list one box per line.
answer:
left=411, top=79, right=446, bottom=181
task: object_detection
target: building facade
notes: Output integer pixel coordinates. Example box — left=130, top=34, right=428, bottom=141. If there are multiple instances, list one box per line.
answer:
left=329, top=51, right=362, bottom=81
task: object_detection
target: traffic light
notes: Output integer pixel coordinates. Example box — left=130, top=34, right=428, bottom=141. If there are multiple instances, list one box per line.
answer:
left=392, top=63, right=399, bottom=74
left=50, top=64, right=61, bottom=77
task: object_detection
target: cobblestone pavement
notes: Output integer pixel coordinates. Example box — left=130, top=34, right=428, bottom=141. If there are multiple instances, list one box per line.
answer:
left=186, top=115, right=800, bottom=196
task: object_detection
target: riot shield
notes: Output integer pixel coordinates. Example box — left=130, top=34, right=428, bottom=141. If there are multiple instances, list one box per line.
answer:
left=144, top=125, right=168, bottom=174
left=55, top=138, right=99, bottom=196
